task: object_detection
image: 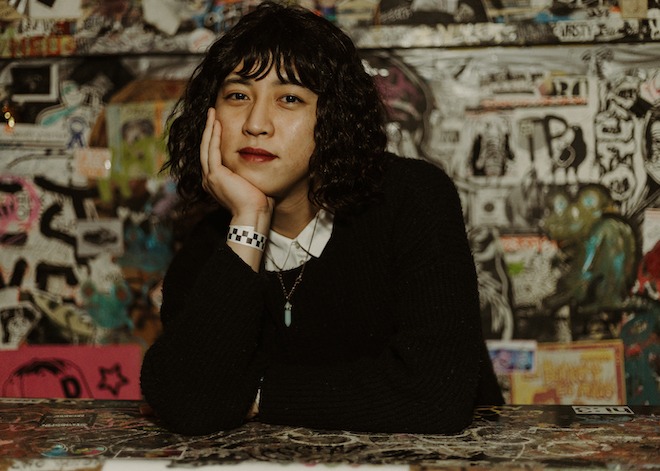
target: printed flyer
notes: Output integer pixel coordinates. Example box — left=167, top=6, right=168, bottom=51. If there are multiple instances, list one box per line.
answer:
left=510, top=340, right=626, bottom=404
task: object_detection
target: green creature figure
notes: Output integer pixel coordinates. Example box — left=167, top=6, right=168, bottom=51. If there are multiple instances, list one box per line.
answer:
left=540, top=184, right=638, bottom=340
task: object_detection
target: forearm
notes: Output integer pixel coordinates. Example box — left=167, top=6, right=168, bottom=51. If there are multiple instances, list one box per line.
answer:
left=141, top=244, right=266, bottom=434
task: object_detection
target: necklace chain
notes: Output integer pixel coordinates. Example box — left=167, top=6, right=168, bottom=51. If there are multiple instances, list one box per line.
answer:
left=266, top=242, right=291, bottom=272
left=276, top=264, right=306, bottom=304
left=272, top=212, right=320, bottom=327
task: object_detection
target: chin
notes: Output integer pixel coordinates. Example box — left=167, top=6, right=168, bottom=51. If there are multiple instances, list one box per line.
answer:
left=241, top=176, right=279, bottom=198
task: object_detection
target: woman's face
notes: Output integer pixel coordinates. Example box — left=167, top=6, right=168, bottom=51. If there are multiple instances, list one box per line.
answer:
left=214, top=64, right=318, bottom=206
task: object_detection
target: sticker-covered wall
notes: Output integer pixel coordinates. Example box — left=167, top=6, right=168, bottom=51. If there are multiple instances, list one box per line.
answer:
left=1, top=0, right=659, bottom=404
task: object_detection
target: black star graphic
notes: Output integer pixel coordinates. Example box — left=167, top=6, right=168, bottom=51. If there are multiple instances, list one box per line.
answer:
left=98, top=363, right=129, bottom=396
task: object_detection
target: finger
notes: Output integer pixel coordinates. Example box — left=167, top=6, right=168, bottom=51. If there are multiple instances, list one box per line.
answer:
left=200, top=108, right=215, bottom=179
left=208, top=118, right=222, bottom=172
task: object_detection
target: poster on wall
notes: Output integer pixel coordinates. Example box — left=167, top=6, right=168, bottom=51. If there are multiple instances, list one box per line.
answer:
left=0, top=344, right=142, bottom=400
left=510, top=340, right=626, bottom=405
left=103, top=100, right=177, bottom=202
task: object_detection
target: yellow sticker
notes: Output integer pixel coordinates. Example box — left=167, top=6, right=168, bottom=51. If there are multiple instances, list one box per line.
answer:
left=619, top=0, right=648, bottom=18
left=73, top=147, right=112, bottom=179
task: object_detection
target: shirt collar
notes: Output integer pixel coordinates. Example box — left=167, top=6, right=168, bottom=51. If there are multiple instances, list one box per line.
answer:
left=264, top=209, right=334, bottom=271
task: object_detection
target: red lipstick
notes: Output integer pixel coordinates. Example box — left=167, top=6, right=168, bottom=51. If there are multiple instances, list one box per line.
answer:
left=239, top=147, right=277, bottom=162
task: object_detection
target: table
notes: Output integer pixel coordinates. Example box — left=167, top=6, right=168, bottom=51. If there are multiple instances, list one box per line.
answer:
left=0, top=398, right=658, bottom=470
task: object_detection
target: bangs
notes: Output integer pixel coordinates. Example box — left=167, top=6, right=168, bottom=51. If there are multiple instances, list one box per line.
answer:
left=232, top=38, right=323, bottom=93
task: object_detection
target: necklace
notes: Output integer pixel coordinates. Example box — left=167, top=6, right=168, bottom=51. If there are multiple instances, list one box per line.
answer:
left=277, top=265, right=306, bottom=327
left=274, top=213, right=320, bottom=327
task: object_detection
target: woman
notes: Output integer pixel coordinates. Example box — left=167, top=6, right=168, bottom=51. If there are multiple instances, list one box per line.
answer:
left=140, top=1, right=503, bottom=436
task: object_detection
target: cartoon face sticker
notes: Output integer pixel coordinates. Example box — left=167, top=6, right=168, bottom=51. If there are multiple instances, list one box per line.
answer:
left=2, top=359, right=93, bottom=398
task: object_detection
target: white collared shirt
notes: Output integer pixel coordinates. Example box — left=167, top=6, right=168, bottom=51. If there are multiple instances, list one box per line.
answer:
left=264, top=209, right=334, bottom=272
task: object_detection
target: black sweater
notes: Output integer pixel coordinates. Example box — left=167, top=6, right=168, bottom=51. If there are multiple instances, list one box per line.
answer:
left=140, top=155, right=503, bottom=436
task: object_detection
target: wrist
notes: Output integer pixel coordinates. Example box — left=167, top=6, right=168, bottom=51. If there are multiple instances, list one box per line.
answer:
left=230, top=208, right=272, bottom=237
left=226, top=206, right=272, bottom=273
left=227, top=226, right=267, bottom=252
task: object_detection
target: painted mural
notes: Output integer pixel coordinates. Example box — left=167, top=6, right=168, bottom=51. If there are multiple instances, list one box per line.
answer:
left=0, top=0, right=659, bottom=405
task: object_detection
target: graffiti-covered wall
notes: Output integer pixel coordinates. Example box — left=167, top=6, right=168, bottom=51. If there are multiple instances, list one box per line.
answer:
left=1, top=0, right=659, bottom=404
left=364, top=44, right=660, bottom=337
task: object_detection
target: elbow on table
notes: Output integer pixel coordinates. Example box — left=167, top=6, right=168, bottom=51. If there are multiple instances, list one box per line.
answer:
left=139, top=350, right=254, bottom=435
left=407, top=401, right=475, bottom=435
left=364, top=401, right=475, bottom=435
left=141, top=377, right=249, bottom=435
left=392, top=381, right=479, bottom=434
left=144, top=397, right=248, bottom=436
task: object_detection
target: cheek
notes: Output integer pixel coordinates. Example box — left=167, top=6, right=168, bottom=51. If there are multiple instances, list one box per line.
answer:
left=291, top=119, right=316, bottom=152
left=216, top=117, right=238, bottom=151
left=215, top=133, right=239, bottom=173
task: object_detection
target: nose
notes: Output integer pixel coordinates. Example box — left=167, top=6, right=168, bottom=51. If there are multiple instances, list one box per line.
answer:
left=242, top=100, right=273, bottom=137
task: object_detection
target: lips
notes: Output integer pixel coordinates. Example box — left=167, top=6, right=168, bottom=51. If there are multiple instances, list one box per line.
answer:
left=238, top=147, right=277, bottom=162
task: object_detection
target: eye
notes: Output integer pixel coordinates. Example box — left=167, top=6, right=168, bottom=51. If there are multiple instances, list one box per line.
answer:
left=281, top=95, right=303, bottom=104
left=226, top=92, right=249, bottom=101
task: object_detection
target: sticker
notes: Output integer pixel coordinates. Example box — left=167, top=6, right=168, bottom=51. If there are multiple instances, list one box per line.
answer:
left=10, top=63, right=59, bottom=102
left=619, top=0, right=648, bottom=18
left=39, top=412, right=97, bottom=427
left=76, top=219, right=124, bottom=257
left=69, top=444, right=107, bottom=456
left=0, top=344, right=142, bottom=400
left=73, top=147, right=112, bottom=179
left=487, top=339, right=537, bottom=374
left=40, top=443, right=69, bottom=458
left=642, top=208, right=660, bottom=254
left=572, top=406, right=634, bottom=415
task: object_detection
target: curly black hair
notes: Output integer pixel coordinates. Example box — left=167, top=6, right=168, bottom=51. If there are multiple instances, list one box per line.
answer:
left=163, top=1, right=388, bottom=214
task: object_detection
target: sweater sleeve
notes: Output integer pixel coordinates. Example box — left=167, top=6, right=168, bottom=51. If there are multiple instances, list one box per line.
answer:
left=140, top=211, right=266, bottom=435
left=258, top=160, right=499, bottom=434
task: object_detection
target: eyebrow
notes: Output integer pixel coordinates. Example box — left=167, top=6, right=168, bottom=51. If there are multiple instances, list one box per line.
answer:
left=221, top=76, right=249, bottom=87
left=222, top=74, right=300, bottom=87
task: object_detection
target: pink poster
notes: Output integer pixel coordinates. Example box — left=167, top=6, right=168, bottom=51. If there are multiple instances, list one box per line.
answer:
left=0, top=344, right=142, bottom=400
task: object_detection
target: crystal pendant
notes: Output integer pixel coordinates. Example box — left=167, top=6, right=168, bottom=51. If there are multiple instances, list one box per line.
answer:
left=284, top=301, right=292, bottom=327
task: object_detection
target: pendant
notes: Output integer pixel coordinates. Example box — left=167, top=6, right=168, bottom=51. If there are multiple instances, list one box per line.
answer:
left=284, top=301, right=292, bottom=327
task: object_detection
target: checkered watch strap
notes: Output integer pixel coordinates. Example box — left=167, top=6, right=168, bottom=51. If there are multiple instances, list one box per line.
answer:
left=227, top=225, right=267, bottom=252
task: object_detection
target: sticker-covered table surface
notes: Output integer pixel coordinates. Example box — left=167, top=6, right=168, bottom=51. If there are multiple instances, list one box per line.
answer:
left=0, top=399, right=658, bottom=470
